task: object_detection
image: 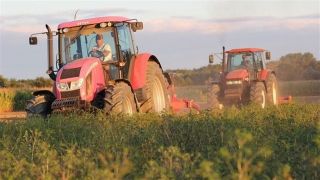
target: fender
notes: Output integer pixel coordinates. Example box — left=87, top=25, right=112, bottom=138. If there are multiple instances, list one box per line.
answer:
left=258, top=70, right=275, bottom=92
left=258, top=69, right=269, bottom=81
left=33, top=90, right=55, bottom=98
left=114, top=79, right=140, bottom=112
left=32, top=90, right=56, bottom=103
left=130, top=53, right=162, bottom=90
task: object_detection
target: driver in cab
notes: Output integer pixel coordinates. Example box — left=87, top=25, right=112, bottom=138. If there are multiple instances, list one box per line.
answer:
left=92, top=34, right=112, bottom=62
left=241, top=54, right=252, bottom=68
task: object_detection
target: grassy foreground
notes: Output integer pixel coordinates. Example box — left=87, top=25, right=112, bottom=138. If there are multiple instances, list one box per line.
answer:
left=0, top=104, right=319, bottom=179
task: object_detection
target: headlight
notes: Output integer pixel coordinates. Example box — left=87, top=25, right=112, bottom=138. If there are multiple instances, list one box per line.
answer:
left=57, top=82, right=69, bottom=91
left=56, top=78, right=84, bottom=92
left=226, top=80, right=242, bottom=85
left=70, top=78, right=84, bottom=90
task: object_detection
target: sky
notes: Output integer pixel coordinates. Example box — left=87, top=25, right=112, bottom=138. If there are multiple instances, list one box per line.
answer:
left=0, top=0, right=319, bottom=79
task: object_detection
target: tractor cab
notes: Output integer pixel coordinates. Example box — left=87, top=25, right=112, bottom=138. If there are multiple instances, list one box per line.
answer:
left=58, top=20, right=142, bottom=80
left=225, top=48, right=270, bottom=81
left=209, top=47, right=271, bottom=82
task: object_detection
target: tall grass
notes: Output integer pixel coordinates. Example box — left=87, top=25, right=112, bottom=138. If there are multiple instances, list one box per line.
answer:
left=0, top=104, right=319, bottom=179
left=0, top=88, right=33, bottom=112
left=0, top=89, right=15, bottom=112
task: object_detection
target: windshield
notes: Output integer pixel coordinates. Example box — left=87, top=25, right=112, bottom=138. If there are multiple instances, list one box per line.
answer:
left=227, top=52, right=254, bottom=71
left=60, top=26, right=117, bottom=64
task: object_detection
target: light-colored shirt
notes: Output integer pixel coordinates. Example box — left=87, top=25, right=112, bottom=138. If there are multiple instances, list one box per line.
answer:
left=95, top=43, right=112, bottom=62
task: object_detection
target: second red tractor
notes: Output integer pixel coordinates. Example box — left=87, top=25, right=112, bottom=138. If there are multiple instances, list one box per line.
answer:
left=208, top=47, right=278, bottom=108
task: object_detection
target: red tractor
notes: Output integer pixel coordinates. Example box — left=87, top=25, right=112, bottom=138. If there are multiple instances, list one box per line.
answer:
left=26, top=16, right=173, bottom=117
left=208, top=47, right=278, bottom=108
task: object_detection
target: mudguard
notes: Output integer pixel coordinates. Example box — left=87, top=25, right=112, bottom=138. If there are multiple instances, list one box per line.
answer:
left=258, top=69, right=273, bottom=81
left=33, top=90, right=55, bottom=98
left=130, top=53, right=162, bottom=90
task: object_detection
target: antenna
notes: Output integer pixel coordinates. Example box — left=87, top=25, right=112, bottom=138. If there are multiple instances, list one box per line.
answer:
left=74, top=9, right=79, bottom=20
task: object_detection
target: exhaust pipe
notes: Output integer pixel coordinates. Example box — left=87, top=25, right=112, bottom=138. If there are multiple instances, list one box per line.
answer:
left=45, top=24, right=56, bottom=80
left=222, top=46, right=225, bottom=73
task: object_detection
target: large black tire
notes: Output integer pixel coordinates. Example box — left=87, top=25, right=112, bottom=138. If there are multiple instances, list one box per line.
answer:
left=208, top=84, right=221, bottom=110
left=250, top=82, right=266, bottom=108
left=103, top=82, right=137, bottom=115
left=266, top=74, right=278, bottom=105
left=140, top=61, right=170, bottom=113
left=25, top=94, right=55, bottom=118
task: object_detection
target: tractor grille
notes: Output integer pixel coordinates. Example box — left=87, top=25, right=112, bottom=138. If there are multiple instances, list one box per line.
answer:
left=60, top=67, right=81, bottom=79
left=225, top=84, right=243, bottom=97
left=61, top=89, right=80, bottom=98
left=226, top=84, right=242, bottom=89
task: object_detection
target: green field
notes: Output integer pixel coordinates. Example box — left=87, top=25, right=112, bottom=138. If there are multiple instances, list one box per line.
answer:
left=0, top=104, right=319, bottom=179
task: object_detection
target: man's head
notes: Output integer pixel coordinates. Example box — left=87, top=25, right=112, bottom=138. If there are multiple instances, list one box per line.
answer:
left=96, top=34, right=104, bottom=47
left=241, top=54, right=252, bottom=66
left=242, top=54, right=247, bottom=60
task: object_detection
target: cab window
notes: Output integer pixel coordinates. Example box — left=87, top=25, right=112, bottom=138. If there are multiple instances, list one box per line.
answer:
left=117, top=23, right=135, bottom=59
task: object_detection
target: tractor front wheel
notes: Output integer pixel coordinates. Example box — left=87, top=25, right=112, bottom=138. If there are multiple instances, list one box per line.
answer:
left=140, top=61, right=169, bottom=113
left=25, top=94, right=54, bottom=118
left=104, top=82, right=137, bottom=115
left=250, top=82, right=266, bottom=108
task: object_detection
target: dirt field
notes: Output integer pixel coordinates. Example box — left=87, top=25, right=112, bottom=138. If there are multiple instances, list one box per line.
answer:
left=1, top=96, right=319, bottom=121
left=0, top=111, right=26, bottom=121
left=293, top=96, right=320, bottom=104
left=1, top=82, right=319, bottom=121
left=174, top=84, right=320, bottom=104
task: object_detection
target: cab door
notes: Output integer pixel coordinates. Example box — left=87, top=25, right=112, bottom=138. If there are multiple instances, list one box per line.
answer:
left=116, top=23, right=136, bottom=79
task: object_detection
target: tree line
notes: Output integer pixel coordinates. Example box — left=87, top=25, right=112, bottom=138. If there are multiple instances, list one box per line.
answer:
left=0, top=52, right=319, bottom=88
left=0, top=76, right=52, bottom=88
left=268, top=52, right=320, bottom=81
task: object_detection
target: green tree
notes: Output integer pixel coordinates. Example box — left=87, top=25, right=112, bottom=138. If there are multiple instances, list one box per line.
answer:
left=0, top=75, right=8, bottom=87
left=276, top=53, right=318, bottom=81
left=167, top=64, right=221, bottom=86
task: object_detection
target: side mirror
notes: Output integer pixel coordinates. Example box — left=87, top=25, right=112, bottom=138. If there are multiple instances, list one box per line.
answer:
left=29, top=36, right=38, bottom=45
left=131, top=22, right=143, bottom=32
left=209, top=54, right=214, bottom=64
left=266, top=51, right=271, bottom=60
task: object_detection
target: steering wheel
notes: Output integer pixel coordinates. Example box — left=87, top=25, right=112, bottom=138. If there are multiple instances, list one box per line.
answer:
left=89, top=50, right=105, bottom=61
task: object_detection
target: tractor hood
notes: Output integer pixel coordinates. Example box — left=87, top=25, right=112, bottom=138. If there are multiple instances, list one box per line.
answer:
left=56, top=58, right=101, bottom=81
left=225, top=69, right=249, bottom=80
left=55, top=57, right=105, bottom=101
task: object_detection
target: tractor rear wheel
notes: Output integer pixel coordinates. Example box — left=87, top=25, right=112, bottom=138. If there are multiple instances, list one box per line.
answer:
left=208, top=84, right=221, bottom=110
left=104, top=82, right=137, bottom=115
left=25, top=94, right=54, bottom=118
left=250, top=82, right=266, bottom=108
left=266, top=74, right=278, bottom=105
left=140, top=61, right=169, bottom=113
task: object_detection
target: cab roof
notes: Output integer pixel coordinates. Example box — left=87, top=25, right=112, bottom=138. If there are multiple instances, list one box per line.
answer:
left=226, top=48, right=265, bottom=53
left=58, top=16, right=131, bottom=29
